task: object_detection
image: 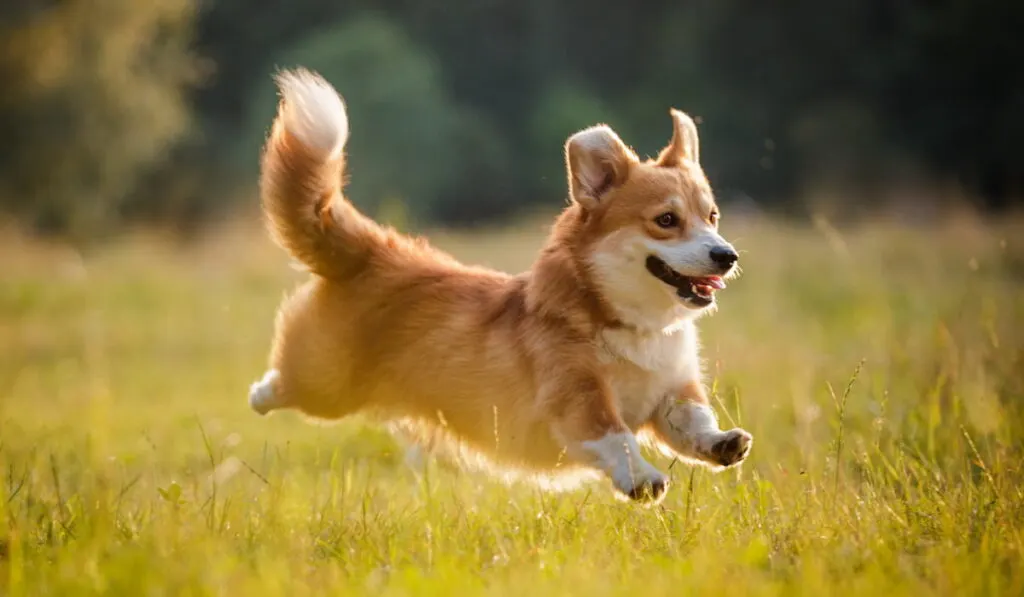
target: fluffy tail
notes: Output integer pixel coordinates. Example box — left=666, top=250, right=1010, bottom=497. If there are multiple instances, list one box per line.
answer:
left=260, top=68, right=382, bottom=280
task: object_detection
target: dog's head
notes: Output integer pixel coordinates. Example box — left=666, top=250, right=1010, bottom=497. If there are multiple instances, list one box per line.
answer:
left=564, top=110, right=739, bottom=329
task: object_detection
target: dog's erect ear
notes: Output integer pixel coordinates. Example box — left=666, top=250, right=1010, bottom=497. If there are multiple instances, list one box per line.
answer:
left=565, top=125, right=636, bottom=210
left=657, top=109, right=700, bottom=167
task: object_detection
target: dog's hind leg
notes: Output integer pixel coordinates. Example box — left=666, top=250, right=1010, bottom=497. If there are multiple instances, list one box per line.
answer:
left=249, top=369, right=284, bottom=415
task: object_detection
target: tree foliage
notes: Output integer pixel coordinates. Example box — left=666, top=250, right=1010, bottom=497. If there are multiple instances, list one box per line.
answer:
left=0, top=0, right=200, bottom=238
left=2, top=0, right=1022, bottom=237
left=235, top=14, right=467, bottom=223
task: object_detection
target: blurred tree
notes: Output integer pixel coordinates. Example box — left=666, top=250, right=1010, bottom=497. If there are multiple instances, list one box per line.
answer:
left=527, top=82, right=621, bottom=199
left=878, top=0, right=1024, bottom=208
left=428, top=108, right=518, bottom=226
left=0, top=0, right=201, bottom=240
left=4, top=0, right=1024, bottom=238
left=234, top=13, right=497, bottom=224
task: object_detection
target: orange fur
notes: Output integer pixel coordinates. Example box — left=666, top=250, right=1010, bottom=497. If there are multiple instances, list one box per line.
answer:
left=250, top=69, right=752, bottom=502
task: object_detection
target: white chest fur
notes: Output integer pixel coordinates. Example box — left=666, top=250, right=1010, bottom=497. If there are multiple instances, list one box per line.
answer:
left=597, top=320, right=702, bottom=429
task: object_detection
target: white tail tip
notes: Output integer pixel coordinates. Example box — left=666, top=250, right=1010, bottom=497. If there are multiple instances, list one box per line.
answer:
left=274, top=68, right=349, bottom=159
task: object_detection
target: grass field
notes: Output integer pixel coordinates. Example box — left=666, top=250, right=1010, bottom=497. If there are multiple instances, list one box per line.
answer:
left=2, top=210, right=1023, bottom=596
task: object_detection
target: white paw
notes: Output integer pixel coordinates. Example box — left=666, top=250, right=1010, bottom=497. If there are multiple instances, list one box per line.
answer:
left=699, top=428, right=753, bottom=467
left=613, top=459, right=668, bottom=502
left=584, top=432, right=669, bottom=502
left=248, top=369, right=281, bottom=415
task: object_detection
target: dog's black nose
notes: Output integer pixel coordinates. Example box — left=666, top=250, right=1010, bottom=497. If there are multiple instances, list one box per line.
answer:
left=709, top=246, right=739, bottom=268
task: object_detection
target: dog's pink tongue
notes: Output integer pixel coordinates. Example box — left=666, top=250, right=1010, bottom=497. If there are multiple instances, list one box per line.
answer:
left=693, top=276, right=726, bottom=290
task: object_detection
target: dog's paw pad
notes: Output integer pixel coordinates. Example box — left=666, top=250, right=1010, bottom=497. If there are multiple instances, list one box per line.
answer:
left=710, top=429, right=752, bottom=467
left=626, top=475, right=668, bottom=502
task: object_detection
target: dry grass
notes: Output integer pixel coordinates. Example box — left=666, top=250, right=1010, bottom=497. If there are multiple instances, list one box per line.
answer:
left=1, top=210, right=1023, bottom=595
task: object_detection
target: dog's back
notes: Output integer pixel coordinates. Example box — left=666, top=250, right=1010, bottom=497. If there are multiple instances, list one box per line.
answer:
left=254, top=70, right=566, bottom=469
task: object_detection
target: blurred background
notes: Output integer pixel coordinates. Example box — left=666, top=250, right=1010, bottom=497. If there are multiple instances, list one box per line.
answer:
left=2, top=0, right=1023, bottom=241
left=2, top=4, right=1024, bottom=592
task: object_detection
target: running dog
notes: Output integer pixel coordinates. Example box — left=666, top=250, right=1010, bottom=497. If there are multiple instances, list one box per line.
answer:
left=249, top=68, right=751, bottom=503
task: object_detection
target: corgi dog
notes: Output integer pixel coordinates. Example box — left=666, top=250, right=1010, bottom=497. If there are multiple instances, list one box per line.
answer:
left=249, top=68, right=751, bottom=503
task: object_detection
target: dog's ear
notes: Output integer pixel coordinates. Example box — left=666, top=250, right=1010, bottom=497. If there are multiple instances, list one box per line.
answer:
left=565, top=125, right=636, bottom=210
left=656, top=109, right=700, bottom=167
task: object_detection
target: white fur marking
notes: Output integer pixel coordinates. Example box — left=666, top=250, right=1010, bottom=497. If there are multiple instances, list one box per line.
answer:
left=599, top=322, right=702, bottom=428
left=248, top=369, right=281, bottom=415
left=275, top=69, right=349, bottom=160
left=599, top=320, right=698, bottom=375
left=680, top=402, right=723, bottom=453
left=588, top=230, right=691, bottom=331
left=582, top=432, right=665, bottom=495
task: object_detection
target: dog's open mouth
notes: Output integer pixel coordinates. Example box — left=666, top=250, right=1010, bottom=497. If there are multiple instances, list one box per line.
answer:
left=645, top=256, right=725, bottom=307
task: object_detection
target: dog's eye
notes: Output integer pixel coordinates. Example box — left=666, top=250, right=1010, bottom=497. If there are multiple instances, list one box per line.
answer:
left=654, top=212, right=678, bottom=229
left=710, top=211, right=719, bottom=225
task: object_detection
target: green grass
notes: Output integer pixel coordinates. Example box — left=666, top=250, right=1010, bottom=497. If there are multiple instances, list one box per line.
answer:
left=2, top=212, right=1023, bottom=596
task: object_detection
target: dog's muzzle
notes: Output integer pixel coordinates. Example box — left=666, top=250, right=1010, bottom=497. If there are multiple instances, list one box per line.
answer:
left=645, top=256, right=726, bottom=307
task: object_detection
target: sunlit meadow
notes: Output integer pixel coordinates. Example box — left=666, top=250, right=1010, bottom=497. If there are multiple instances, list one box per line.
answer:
left=1, top=210, right=1023, bottom=596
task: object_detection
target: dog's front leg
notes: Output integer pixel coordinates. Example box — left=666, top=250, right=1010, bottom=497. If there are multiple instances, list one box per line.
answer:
left=548, top=374, right=668, bottom=502
left=647, top=382, right=752, bottom=470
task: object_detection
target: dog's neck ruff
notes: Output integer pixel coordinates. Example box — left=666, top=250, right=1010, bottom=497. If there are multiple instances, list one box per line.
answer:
left=602, top=297, right=698, bottom=336
left=596, top=317, right=695, bottom=373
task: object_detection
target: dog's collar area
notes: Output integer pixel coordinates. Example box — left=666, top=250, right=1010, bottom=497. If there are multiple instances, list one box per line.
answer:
left=644, top=256, right=715, bottom=307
